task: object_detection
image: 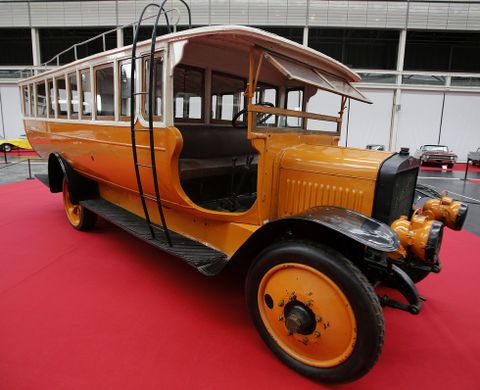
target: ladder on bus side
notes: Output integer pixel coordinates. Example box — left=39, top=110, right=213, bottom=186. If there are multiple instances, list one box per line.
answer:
left=129, top=1, right=191, bottom=246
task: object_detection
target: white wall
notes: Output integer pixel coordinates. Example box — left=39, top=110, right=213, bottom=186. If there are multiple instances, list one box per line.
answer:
left=340, top=89, right=393, bottom=149
left=395, top=90, right=444, bottom=155
left=0, top=84, right=24, bottom=139
left=440, top=92, right=480, bottom=161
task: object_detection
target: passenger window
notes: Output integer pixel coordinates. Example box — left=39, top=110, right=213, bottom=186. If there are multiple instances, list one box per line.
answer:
left=211, top=72, right=245, bottom=123
left=47, top=79, right=55, bottom=117
left=253, top=84, right=277, bottom=125
left=120, top=60, right=132, bottom=118
left=174, top=65, right=203, bottom=121
left=143, top=56, right=163, bottom=119
left=95, top=65, right=114, bottom=119
left=68, top=72, right=79, bottom=118
left=286, top=89, right=304, bottom=128
left=56, top=77, right=67, bottom=117
left=36, top=81, right=47, bottom=117
left=23, top=85, right=30, bottom=116
left=80, top=69, right=92, bottom=118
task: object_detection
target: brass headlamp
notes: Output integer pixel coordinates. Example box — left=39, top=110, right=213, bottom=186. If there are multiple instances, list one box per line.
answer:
left=422, top=196, right=468, bottom=231
left=390, top=213, right=444, bottom=264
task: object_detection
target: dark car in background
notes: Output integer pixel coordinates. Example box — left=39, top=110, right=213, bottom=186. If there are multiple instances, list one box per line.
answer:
left=468, top=147, right=480, bottom=166
left=366, top=144, right=386, bottom=151
left=414, top=145, right=457, bottom=168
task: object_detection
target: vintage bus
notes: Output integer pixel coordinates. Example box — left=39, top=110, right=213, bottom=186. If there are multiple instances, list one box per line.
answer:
left=19, top=19, right=467, bottom=382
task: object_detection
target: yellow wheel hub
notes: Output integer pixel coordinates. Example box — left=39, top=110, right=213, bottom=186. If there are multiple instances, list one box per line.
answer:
left=257, top=263, right=357, bottom=368
left=62, top=180, right=81, bottom=227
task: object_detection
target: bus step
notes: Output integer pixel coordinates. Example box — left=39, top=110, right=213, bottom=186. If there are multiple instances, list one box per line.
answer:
left=80, top=198, right=228, bottom=276
left=35, top=174, right=49, bottom=187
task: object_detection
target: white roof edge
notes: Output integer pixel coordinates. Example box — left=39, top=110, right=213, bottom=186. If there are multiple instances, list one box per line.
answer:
left=18, top=25, right=360, bottom=85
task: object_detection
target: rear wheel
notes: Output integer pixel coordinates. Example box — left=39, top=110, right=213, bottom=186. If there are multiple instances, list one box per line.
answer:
left=62, top=179, right=97, bottom=230
left=245, top=241, right=384, bottom=383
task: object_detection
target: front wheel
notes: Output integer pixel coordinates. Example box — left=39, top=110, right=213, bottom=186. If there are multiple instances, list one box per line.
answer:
left=1, top=143, right=12, bottom=152
left=62, top=179, right=97, bottom=230
left=245, top=241, right=384, bottom=383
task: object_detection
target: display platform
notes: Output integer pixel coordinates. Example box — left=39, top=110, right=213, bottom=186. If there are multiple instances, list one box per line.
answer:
left=1, top=180, right=479, bottom=390
left=420, top=162, right=480, bottom=173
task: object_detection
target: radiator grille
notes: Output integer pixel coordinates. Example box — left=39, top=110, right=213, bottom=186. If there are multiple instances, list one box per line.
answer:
left=389, top=169, right=418, bottom=222
left=279, top=178, right=366, bottom=216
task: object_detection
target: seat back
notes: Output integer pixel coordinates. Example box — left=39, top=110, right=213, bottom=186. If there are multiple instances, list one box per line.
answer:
left=176, top=125, right=256, bottom=159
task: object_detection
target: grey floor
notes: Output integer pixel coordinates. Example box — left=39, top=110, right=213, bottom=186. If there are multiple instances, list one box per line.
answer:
left=418, top=168, right=480, bottom=236
left=1, top=154, right=479, bottom=235
left=0, top=155, right=48, bottom=185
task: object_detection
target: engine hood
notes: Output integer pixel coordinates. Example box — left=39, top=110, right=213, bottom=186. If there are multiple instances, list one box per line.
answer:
left=279, top=144, right=393, bottom=181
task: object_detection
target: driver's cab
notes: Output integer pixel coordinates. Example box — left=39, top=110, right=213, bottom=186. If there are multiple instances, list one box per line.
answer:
left=167, top=28, right=369, bottom=216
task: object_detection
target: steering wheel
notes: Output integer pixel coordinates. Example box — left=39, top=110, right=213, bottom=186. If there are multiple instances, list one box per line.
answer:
left=232, top=102, right=275, bottom=128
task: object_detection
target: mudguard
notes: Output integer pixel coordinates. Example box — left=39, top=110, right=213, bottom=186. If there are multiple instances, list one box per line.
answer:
left=295, top=206, right=400, bottom=252
left=48, top=153, right=98, bottom=204
left=227, top=206, right=400, bottom=275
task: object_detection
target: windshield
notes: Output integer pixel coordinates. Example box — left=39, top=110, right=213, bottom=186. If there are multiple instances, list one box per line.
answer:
left=424, top=145, right=448, bottom=152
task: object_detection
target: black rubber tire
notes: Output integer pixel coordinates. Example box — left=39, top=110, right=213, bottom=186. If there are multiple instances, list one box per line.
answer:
left=2, top=143, right=13, bottom=152
left=245, top=241, right=384, bottom=383
left=62, top=179, right=97, bottom=231
left=75, top=207, right=97, bottom=231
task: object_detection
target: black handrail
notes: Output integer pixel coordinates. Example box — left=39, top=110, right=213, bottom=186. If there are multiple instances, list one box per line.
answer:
left=129, top=1, right=192, bottom=246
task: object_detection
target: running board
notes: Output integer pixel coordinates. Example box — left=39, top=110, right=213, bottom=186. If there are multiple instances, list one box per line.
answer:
left=35, top=174, right=49, bottom=187
left=80, top=199, right=228, bottom=276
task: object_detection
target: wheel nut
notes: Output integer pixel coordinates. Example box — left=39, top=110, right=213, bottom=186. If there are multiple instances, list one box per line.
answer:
left=305, top=300, right=313, bottom=307
left=314, top=331, right=321, bottom=338
left=278, top=315, right=284, bottom=321
left=302, top=337, right=309, bottom=345
left=289, top=293, right=296, bottom=301
left=278, top=299, right=285, bottom=307
left=315, top=315, right=322, bottom=322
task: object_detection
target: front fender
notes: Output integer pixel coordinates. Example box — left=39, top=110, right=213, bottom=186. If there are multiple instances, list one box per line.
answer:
left=295, top=206, right=400, bottom=252
left=225, top=206, right=399, bottom=276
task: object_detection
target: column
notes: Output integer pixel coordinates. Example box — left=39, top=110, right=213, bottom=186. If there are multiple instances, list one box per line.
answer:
left=31, top=27, right=41, bottom=68
left=389, top=29, right=407, bottom=152
left=303, top=26, right=309, bottom=47
left=117, top=28, right=124, bottom=48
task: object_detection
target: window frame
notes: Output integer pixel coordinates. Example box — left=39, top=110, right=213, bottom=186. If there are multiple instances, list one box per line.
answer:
left=141, top=52, right=164, bottom=122
left=79, top=67, right=92, bottom=120
left=55, top=75, right=68, bottom=119
left=284, top=87, right=306, bottom=129
left=46, top=78, right=55, bottom=118
left=29, top=84, right=34, bottom=117
left=21, top=85, right=30, bottom=117
left=173, top=63, right=205, bottom=123
left=35, top=80, right=48, bottom=118
left=94, top=62, right=115, bottom=121
left=118, top=58, right=133, bottom=122
left=67, top=71, right=80, bottom=119
left=210, top=70, right=247, bottom=125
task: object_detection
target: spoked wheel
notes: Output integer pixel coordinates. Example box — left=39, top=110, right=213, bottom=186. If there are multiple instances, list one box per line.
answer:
left=246, top=241, right=384, bottom=383
left=62, top=179, right=97, bottom=230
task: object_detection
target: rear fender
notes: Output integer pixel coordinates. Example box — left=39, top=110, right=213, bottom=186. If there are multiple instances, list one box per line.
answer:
left=47, top=153, right=98, bottom=204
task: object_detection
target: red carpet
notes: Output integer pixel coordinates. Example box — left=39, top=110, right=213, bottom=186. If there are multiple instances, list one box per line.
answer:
left=421, top=162, right=480, bottom=173
left=1, top=180, right=480, bottom=389
left=2, top=150, right=38, bottom=157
